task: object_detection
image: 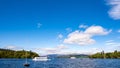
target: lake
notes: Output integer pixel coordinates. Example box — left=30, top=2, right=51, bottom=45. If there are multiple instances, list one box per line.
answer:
left=0, top=58, right=120, bottom=68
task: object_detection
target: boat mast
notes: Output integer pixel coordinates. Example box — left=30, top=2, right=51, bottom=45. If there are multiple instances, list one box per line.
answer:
left=25, top=51, right=27, bottom=63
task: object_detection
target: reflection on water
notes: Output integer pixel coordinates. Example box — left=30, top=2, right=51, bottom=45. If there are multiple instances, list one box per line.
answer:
left=0, top=58, right=120, bottom=68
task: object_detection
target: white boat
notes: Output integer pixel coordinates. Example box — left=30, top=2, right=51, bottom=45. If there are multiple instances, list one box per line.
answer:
left=33, top=56, right=50, bottom=61
left=70, top=57, right=76, bottom=59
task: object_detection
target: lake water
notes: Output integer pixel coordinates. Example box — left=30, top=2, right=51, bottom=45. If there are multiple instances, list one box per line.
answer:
left=0, top=58, right=120, bottom=68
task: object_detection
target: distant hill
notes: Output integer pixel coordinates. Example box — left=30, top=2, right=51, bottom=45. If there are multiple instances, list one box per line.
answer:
left=48, top=50, right=120, bottom=59
left=51, top=54, right=89, bottom=58
left=0, top=48, right=39, bottom=58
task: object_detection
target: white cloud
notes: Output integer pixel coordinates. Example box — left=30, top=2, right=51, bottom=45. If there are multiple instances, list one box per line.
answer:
left=64, top=31, right=95, bottom=45
left=66, top=28, right=72, bottom=32
left=56, top=44, right=67, bottom=49
left=79, top=24, right=88, bottom=29
left=53, top=48, right=102, bottom=55
left=58, top=34, right=63, bottom=39
left=37, top=23, right=42, bottom=28
left=4, top=45, right=23, bottom=50
left=116, top=45, right=120, bottom=51
left=107, top=0, right=120, bottom=20
left=84, top=26, right=111, bottom=35
left=41, top=48, right=59, bottom=54
left=118, top=29, right=120, bottom=33
left=64, top=26, right=111, bottom=46
left=34, top=45, right=105, bottom=55
left=106, top=40, right=114, bottom=43
left=36, top=44, right=67, bottom=55
left=105, top=40, right=120, bottom=46
left=105, top=40, right=120, bottom=51
left=105, top=42, right=117, bottom=45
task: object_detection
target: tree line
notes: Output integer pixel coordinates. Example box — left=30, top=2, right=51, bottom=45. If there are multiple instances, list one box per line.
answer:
left=89, top=50, right=120, bottom=59
left=0, top=48, right=39, bottom=58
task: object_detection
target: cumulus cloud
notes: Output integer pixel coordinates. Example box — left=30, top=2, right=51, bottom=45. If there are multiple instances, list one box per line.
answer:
left=64, top=26, right=111, bottom=45
left=79, top=24, right=88, bottom=29
left=107, top=0, right=120, bottom=20
left=36, top=44, right=67, bottom=54
left=84, top=26, right=111, bottom=35
left=64, top=31, right=95, bottom=45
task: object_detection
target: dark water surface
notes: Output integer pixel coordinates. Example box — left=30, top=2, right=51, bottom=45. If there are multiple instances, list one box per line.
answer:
left=0, top=58, right=120, bottom=68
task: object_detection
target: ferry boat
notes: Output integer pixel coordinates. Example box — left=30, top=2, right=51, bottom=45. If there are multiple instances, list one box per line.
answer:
left=33, top=56, right=50, bottom=61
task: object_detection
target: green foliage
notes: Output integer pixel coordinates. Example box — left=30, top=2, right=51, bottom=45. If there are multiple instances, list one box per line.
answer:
left=0, top=48, right=39, bottom=58
left=89, top=50, right=120, bottom=59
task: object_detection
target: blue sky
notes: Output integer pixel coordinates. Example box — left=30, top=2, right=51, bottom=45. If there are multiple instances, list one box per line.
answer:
left=0, top=0, right=120, bottom=55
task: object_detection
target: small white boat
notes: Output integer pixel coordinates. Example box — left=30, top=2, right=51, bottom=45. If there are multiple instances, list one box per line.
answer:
left=33, top=56, right=50, bottom=61
left=70, top=57, right=76, bottom=59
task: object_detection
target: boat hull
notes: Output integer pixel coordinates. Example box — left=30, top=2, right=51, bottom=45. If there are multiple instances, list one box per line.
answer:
left=33, top=57, right=50, bottom=61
